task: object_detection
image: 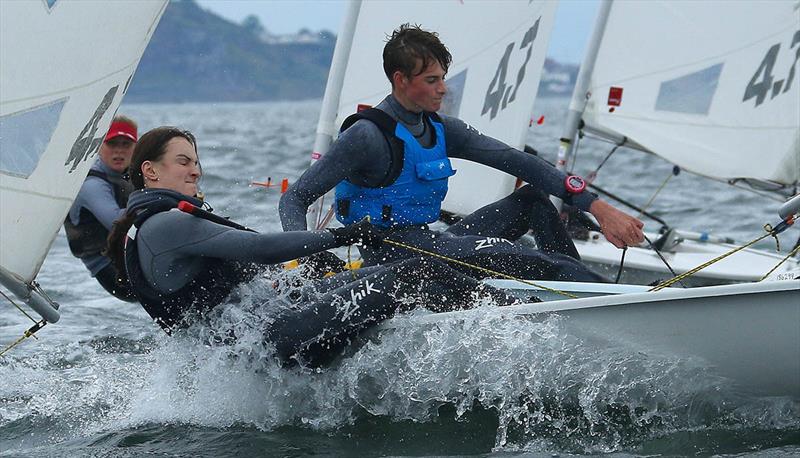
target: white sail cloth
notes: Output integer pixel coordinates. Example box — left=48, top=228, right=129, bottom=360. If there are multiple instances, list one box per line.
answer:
left=321, top=0, right=558, bottom=216
left=0, top=0, right=167, bottom=284
left=581, top=0, right=800, bottom=187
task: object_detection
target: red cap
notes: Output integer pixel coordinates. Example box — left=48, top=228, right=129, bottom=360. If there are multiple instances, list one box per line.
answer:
left=104, top=121, right=137, bottom=142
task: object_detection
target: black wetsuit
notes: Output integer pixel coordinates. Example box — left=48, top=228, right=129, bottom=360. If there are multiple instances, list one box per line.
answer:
left=279, top=95, right=608, bottom=283
left=124, top=189, right=519, bottom=367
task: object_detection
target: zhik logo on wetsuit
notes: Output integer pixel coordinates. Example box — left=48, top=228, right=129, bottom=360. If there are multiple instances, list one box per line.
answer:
left=474, top=237, right=513, bottom=251
left=339, top=280, right=381, bottom=322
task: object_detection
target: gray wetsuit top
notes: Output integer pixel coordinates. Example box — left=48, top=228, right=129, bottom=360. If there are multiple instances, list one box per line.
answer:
left=279, top=94, right=596, bottom=231
left=68, top=159, right=127, bottom=275
left=135, top=209, right=339, bottom=294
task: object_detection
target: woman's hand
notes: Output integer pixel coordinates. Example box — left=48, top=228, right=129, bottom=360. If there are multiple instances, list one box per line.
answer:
left=328, top=218, right=384, bottom=248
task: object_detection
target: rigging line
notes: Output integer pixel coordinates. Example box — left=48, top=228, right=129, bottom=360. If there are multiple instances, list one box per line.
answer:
left=636, top=169, right=676, bottom=219
left=587, top=143, right=623, bottom=182
left=649, top=226, right=779, bottom=291
left=614, top=247, right=627, bottom=284
left=727, top=182, right=787, bottom=203
left=0, top=321, right=47, bottom=358
left=643, top=234, right=686, bottom=288
left=0, top=288, right=39, bottom=326
left=382, top=238, right=578, bottom=299
left=759, top=241, right=800, bottom=281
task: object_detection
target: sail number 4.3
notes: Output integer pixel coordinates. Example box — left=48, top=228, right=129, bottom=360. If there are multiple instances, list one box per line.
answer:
left=482, top=18, right=541, bottom=120
left=743, top=30, right=800, bottom=107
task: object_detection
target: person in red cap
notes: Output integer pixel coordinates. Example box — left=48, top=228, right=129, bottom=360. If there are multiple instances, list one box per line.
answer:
left=64, top=115, right=138, bottom=301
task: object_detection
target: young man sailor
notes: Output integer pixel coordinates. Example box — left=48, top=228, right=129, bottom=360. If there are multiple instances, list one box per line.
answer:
left=64, top=116, right=138, bottom=301
left=279, top=24, right=644, bottom=282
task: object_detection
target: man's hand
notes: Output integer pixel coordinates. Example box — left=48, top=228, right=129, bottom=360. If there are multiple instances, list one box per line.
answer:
left=589, top=199, right=644, bottom=248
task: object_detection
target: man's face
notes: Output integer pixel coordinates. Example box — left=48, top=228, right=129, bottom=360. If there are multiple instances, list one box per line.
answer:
left=99, top=136, right=135, bottom=173
left=395, top=59, right=447, bottom=113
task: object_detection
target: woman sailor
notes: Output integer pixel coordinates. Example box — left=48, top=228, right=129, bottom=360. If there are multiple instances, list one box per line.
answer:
left=106, top=126, right=520, bottom=367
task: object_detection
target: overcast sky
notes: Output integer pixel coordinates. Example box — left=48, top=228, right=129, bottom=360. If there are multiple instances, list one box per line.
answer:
left=196, top=0, right=600, bottom=64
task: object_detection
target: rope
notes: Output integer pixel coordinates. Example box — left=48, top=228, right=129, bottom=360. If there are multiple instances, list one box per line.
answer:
left=759, top=243, right=800, bottom=281
left=0, top=321, right=47, bottom=357
left=0, top=289, right=39, bottom=325
left=615, top=247, right=627, bottom=283
left=637, top=169, right=676, bottom=219
left=382, top=238, right=579, bottom=299
left=643, top=234, right=686, bottom=288
left=649, top=224, right=780, bottom=291
left=586, top=143, right=622, bottom=183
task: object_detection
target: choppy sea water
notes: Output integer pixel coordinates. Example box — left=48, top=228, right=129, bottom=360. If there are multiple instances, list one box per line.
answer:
left=1, top=98, right=798, bottom=457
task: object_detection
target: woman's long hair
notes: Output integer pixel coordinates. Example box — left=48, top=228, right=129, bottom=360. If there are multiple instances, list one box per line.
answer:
left=105, top=127, right=197, bottom=281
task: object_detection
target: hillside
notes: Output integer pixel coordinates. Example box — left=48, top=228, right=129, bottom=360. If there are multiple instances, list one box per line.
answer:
left=126, top=0, right=576, bottom=103
left=126, top=0, right=335, bottom=103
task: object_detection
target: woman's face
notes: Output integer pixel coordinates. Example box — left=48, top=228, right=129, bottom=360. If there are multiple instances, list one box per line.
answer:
left=144, top=137, right=201, bottom=196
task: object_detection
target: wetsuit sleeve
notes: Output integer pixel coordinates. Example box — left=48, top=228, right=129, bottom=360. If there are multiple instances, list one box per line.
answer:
left=441, top=115, right=597, bottom=211
left=144, top=211, right=340, bottom=265
left=77, top=177, right=126, bottom=230
left=278, top=120, right=390, bottom=231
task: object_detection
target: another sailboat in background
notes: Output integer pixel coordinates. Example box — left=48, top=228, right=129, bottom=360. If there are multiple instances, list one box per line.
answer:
left=309, top=0, right=799, bottom=286
left=0, top=1, right=167, bottom=331
left=539, top=0, right=800, bottom=285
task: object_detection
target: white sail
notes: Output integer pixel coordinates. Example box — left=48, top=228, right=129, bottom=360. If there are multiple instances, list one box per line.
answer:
left=0, top=0, right=167, bottom=289
left=315, top=0, right=558, bottom=218
left=581, top=0, right=800, bottom=187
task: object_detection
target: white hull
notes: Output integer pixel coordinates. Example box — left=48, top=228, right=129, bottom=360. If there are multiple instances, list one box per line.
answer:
left=519, top=231, right=800, bottom=286
left=383, top=279, right=800, bottom=398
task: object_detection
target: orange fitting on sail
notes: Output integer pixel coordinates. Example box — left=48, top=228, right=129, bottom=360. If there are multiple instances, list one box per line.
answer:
left=281, top=178, right=289, bottom=193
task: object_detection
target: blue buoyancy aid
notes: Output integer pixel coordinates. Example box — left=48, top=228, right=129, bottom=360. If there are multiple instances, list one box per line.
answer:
left=124, top=189, right=258, bottom=333
left=335, top=109, right=456, bottom=228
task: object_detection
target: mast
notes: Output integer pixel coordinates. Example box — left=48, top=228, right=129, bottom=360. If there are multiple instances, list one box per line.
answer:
left=308, top=0, right=362, bottom=229
left=553, top=0, right=613, bottom=208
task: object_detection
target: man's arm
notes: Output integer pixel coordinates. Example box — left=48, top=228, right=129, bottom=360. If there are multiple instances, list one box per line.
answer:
left=278, top=121, right=391, bottom=231
left=80, top=178, right=126, bottom=230
left=442, top=116, right=643, bottom=248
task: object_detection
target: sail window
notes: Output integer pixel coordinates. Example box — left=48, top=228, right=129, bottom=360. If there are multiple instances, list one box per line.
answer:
left=654, top=63, right=723, bottom=115
left=0, top=98, right=66, bottom=178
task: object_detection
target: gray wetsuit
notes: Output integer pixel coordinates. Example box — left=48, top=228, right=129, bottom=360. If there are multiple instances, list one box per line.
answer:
left=126, top=189, right=520, bottom=367
left=279, top=95, right=607, bottom=282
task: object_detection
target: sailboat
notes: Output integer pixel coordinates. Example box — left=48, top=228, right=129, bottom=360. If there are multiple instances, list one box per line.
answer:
left=541, top=0, right=800, bottom=285
left=307, top=0, right=800, bottom=398
left=308, top=0, right=799, bottom=286
left=0, top=1, right=167, bottom=330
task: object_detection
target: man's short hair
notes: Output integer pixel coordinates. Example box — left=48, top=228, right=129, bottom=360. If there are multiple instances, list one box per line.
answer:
left=383, top=24, right=452, bottom=86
